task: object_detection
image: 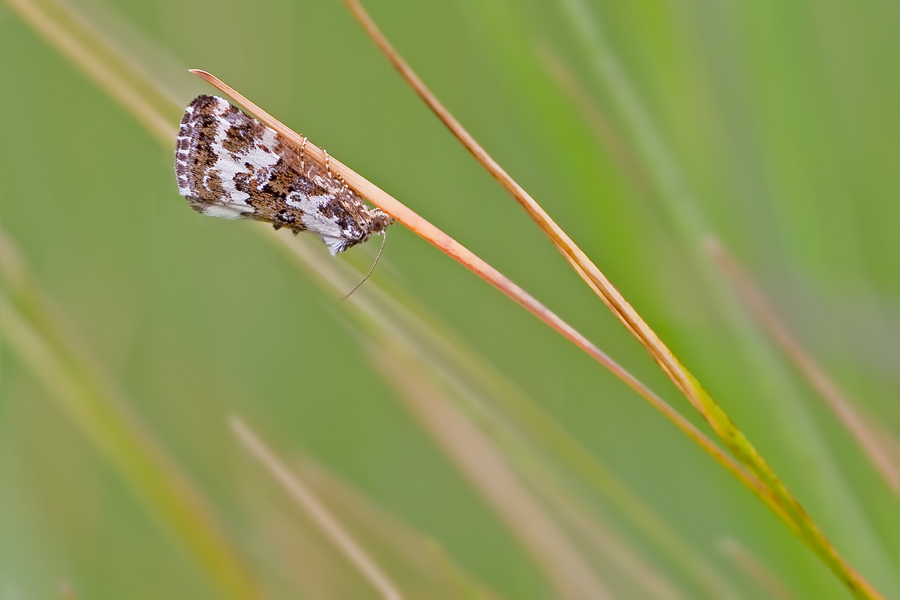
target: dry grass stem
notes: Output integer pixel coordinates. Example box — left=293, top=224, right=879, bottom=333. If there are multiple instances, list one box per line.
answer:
left=719, top=538, right=798, bottom=600
left=230, top=417, right=403, bottom=600
left=373, top=346, right=614, bottom=599
left=339, top=0, right=699, bottom=416
left=534, top=483, right=689, bottom=600
left=0, top=229, right=261, bottom=600
left=538, top=45, right=652, bottom=194
left=6, top=0, right=886, bottom=593
left=269, top=233, right=739, bottom=597
left=709, top=239, right=900, bottom=494
left=188, top=69, right=807, bottom=539
left=334, top=3, right=884, bottom=597
left=8, top=0, right=177, bottom=145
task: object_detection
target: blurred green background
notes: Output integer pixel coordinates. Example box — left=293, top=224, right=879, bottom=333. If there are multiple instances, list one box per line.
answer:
left=1, top=0, right=897, bottom=598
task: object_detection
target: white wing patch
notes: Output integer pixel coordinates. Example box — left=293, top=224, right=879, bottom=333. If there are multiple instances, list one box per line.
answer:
left=289, top=193, right=355, bottom=252
left=207, top=104, right=280, bottom=212
left=202, top=204, right=248, bottom=219
left=322, top=236, right=350, bottom=256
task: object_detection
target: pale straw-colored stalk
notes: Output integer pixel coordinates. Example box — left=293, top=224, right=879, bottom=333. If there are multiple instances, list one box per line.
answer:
left=230, top=417, right=403, bottom=600
left=271, top=233, right=740, bottom=598
left=3, top=0, right=717, bottom=591
left=189, top=69, right=794, bottom=534
left=6, top=0, right=884, bottom=594
left=718, top=538, right=798, bottom=600
left=373, top=346, right=614, bottom=599
left=708, top=239, right=899, bottom=493
left=330, top=1, right=884, bottom=597
left=0, top=231, right=261, bottom=600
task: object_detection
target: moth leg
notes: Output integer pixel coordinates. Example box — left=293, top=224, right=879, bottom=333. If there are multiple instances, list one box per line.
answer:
left=272, top=223, right=282, bottom=231
left=322, top=147, right=348, bottom=189
left=298, top=137, right=308, bottom=170
left=323, top=149, right=332, bottom=178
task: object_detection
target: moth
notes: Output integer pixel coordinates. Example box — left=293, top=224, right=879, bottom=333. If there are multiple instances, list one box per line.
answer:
left=174, top=95, right=393, bottom=255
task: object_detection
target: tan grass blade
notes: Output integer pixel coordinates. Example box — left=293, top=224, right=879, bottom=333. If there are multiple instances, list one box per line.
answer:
left=337, top=0, right=699, bottom=411
left=7, top=0, right=880, bottom=592
left=709, top=239, right=899, bottom=494
left=335, top=2, right=885, bottom=597
left=0, top=231, right=261, bottom=600
left=275, top=459, right=501, bottom=599
left=5, top=0, right=721, bottom=595
left=535, top=484, right=686, bottom=600
left=372, top=344, right=615, bottom=599
left=189, top=68, right=807, bottom=541
left=538, top=45, right=652, bottom=194
left=2, top=0, right=716, bottom=588
left=57, top=581, right=76, bottom=600
left=230, top=417, right=403, bottom=600
left=7, top=0, right=178, bottom=145
left=269, top=233, right=740, bottom=598
left=719, top=538, right=798, bottom=600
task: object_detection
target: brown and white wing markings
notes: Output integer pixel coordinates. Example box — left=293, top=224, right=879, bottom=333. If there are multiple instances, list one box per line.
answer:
left=174, top=95, right=392, bottom=255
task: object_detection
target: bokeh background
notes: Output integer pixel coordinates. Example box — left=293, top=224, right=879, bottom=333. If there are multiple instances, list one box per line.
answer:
left=1, top=0, right=897, bottom=598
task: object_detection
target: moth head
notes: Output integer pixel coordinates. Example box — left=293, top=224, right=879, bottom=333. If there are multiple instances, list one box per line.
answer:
left=369, top=209, right=394, bottom=234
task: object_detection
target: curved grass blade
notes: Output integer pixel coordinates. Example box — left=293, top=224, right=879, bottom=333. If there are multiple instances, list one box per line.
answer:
left=336, top=1, right=885, bottom=597
left=709, top=239, right=899, bottom=494
left=231, top=417, right=403, bottom=600
left=0, top=231, right=262, bottom=600
left=189, top=70, right=795, bottom=534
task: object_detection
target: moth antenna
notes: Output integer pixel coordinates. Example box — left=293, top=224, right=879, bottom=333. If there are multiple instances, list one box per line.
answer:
left=342, top=231, right=387, bottom=300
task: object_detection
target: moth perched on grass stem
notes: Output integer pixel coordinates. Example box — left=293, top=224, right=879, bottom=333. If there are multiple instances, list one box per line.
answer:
left=175, top=95, right=393, bottom=255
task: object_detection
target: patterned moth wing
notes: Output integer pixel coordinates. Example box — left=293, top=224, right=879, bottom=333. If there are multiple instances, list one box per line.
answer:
left=174, top=95, right=393, bottom=255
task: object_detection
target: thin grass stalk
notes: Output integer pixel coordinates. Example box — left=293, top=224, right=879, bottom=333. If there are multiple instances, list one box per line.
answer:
left=718, top=538, right=799, bottom=600
left=189, top=70, right=809, bottom=539
left=540, top=7, right=887, bottom=540
left=557, top=0, right=889, bottom=590
left=278, top=458, right=499, bottom=598
left=372, top=344, right=615, bottom=599
left=7, top=0, right=882, bottom=594
left=12, top=0, right=769, bottom=550
left=533, top=481, right=685, bottom=600
left=336, top=2, right=883, bottom=597
left=2, top=0, right=723, bottom=588
left=708, top=239, right=899, bottom=493
left=7, top=0, right=178, bottom=145
left=230, top=417, right=403, bottom=600
left=338, top=0, right=708, bottom=416
left=0, top=232, right=261, bottom=600
left=269, top=233, right=741, bottom=598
